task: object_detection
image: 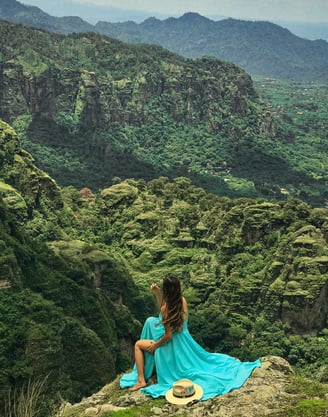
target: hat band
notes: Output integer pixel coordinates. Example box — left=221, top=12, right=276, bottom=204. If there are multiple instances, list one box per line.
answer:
left=173, top=385, right=195, bottom=398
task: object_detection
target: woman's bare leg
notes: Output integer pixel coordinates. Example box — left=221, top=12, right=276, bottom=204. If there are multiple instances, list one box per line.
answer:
left=129, top=340, right=152, bottom=391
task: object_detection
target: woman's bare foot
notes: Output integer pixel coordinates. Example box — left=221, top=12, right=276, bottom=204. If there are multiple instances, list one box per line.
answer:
left=128, top=381, right=147, bottom=392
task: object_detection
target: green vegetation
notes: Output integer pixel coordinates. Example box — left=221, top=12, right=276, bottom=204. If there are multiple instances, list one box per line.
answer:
left=99, top=399, right=166, bottom=417
left=58, top=177, right=328, bottom=382
left=2, top=4, right=328, bottom=82
left=283, top=375, right=328, bottom=417
left=254, top=77, right=328, bottom=205
left=0, top=116, right=328, bottom=413
left=4, top=375, right=49, bottom=417
left=0, top=121, right=143, bottom=415
left=0, top=20, right=327, bottom=206
left=0, top=19, right=328, bottom=417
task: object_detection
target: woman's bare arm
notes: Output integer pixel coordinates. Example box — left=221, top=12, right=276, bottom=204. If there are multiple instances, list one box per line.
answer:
left=151, top=283, right=163, bottom=308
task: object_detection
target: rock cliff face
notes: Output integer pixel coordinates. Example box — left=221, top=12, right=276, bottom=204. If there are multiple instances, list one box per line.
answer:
left=0, top=20, right=275, bottom=193
left=1, top=20, right=324, bottom=205
left=57, top=356, right=328, bottom=417
left=0, top=54, right=256, bottom=129
left=0, top=119, right=63, bottom=213
left=263, top=224, right=328, bottom=333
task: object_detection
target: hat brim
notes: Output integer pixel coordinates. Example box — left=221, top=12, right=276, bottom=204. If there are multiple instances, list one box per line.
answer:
left=165, top=383, right=203, bottom=405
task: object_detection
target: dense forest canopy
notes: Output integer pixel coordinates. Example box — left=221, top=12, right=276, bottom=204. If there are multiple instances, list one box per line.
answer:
left=0, top=119, right=327, bottom=415
left=0, top=13, right=327, bottom=417
left=0, top=20, right=327, bottom=207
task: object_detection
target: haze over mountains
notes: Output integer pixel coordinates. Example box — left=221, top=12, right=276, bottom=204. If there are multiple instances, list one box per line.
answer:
left=18, top=0, right=328, bottom=41
left=1, top=0, right=328, bottom=81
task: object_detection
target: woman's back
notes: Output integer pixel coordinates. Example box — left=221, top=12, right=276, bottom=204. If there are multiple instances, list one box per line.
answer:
left=161, top=296, right=188, bottom=330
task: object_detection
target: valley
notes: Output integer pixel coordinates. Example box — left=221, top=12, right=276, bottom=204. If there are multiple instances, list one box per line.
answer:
left=0, top=5, right=327, bottom=417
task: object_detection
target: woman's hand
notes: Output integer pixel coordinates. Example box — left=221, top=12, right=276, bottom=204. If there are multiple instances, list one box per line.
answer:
left=150, top=282, right=163, bottom=308
left=150, top=283, right=160, bottom=293
left=145, top=341, right=157, bottom=354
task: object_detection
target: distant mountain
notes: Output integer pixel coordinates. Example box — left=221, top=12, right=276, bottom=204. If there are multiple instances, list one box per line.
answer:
left=95, top=13, right=328, bottom=81
left=20, top=0, right=164, bottom=24
left=1, top=0, right=328, bottom=81
left=0, top=0, right=93, bottom=33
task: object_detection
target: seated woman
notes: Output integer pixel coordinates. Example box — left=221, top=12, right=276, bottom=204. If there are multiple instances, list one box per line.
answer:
left=120, top=276, right=261, bottom=400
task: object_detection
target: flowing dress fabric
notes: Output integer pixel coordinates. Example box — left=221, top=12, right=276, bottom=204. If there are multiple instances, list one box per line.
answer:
left=120, top=315, right=261, bottom=400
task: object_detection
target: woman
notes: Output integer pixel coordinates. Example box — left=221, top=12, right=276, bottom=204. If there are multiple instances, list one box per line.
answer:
left=120, top=276, right=261, bottom=400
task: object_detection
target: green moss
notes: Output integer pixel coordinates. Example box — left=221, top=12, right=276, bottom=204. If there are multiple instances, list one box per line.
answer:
left=268, top=278, right=285, bottom=292
left=13, top=154, right=25, bottom=165
left=113, top=78, right=132, bottom=88
left=308, top=256, right=328, bottom=264
left=293, top=236, right=319, bottom=246
left=288, top=375, right=328, bottom=397
left=19, top=48, right=49, bottom=75
left=134, top=250, right=153, bottom=272
left=286, top=281, right=301, bottom=291
left=286, top=399, right=328, bottom=417
left=0, top=181, right=27, bottom=219
left=100, top=183, right=138, bottom=208
left=161, top=248, right=195, bottom=266
left=0, top=181, right=16, bottom=192
left=99, top=399, right=170, bottom=417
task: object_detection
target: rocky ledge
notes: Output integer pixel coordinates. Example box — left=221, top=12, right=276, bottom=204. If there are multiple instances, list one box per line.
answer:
left=56, top=356, right=328, bottom=417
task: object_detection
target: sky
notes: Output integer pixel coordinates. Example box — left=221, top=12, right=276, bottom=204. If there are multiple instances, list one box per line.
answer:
left=21, top=0, right=328, bottom=23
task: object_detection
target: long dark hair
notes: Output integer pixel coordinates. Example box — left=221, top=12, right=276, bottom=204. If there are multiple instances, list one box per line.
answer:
left=161, top=276, right=184, bottom=331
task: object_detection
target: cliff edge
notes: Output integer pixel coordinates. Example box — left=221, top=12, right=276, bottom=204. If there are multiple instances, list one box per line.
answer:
left=57, top=356, right=328, bottom=417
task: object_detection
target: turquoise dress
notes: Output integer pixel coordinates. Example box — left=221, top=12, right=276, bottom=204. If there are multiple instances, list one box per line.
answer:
left=120, top=315, right=261, bottom=400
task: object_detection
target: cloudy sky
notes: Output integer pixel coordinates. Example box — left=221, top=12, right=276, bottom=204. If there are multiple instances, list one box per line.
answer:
left=22, top=0, right=328, bottom=23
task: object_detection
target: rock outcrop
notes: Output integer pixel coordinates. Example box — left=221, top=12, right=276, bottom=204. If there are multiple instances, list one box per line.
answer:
left=57, top=356, right=327, bottom=417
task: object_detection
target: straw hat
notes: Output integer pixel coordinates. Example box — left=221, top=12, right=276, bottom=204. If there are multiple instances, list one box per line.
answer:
left=165, top=379, right=203, bottom=405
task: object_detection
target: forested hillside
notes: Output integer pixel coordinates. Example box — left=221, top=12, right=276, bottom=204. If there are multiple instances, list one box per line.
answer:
left=1, top=0, right=328, bottom=81
left=1, top=7, right=328, bottom=415
left=0, top=20, right=327, bottom=206
left=0, top=119, right=327, bottom=415
left=0, top=120, right=144, bottom=414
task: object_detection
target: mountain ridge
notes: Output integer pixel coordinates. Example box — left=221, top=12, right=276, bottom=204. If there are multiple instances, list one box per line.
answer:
left=1, top=18, right=327, bottom=206
left=97, top=13, right=328, bottom=81
left=1, top=0, right=328, bottom=81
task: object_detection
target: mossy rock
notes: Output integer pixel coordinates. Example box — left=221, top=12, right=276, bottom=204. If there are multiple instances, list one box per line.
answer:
left=49, top=240, right=114, bottom=265
left=285, top=280, right=301, bottom=291
left=145, top=238, right=172, bottom=256
left=100, top=182, right=138, bottom=208
left=0, top=181, right=28, bottom=220
left=293, top=236, right=320, bottom=246
left=171, top=231, right=195, bottom=247
left=160, top=247, right=195, bottom=266
left=0, top=120, right=20, bottom=156
left=268, top=261, right=284, bottom=278
left=134, top=250, right=153, bottom=272
left=135, top=211, right=160, bottom=223
left=268, top=278, right=285, bottom=292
